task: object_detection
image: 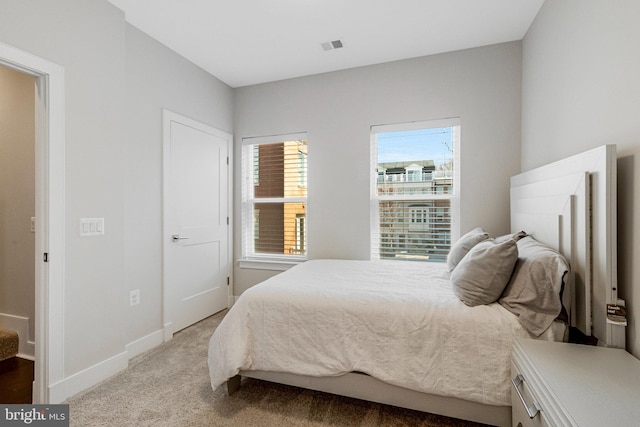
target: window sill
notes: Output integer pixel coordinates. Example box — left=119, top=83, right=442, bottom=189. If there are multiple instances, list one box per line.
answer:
left=238, top=258, right=305, bottom=271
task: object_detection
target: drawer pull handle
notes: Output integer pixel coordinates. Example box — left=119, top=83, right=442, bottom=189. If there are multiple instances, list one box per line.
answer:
left=512, top=373, right=542, bottom=419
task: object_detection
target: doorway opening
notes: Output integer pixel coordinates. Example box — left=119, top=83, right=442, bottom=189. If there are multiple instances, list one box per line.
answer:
left=0, top=42, right=65, bottom=404
left=0, top=64, right=36, bottom=403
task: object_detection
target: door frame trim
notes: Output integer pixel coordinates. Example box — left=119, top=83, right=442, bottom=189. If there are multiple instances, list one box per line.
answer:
left=0, top=42, right=66, bottom=404
left=161, top=109, right=232, bottom=341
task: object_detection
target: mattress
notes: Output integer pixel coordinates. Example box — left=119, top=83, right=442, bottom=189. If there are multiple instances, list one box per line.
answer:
left=208, top=259, right=565, bottom=406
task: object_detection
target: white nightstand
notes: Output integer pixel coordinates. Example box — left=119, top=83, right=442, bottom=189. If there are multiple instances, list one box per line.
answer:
left=511, top=338, right=640, bottom=427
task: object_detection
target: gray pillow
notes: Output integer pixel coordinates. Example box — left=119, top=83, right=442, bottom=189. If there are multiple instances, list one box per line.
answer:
left=451, top=239, right=519, bottom=306
left=447, top=227, right=489, bottom=272
left=494, top=230, right=527, bottom=244
left=498, top=236, right=570, bottom=336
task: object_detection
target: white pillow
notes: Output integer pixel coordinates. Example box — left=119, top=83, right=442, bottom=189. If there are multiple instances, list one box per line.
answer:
left=447, top=227, right=489, bottom=272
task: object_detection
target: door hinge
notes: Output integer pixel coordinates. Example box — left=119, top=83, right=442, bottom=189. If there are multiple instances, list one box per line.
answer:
left=227, top=217, right=229, bottom=225
left=226, top=156, right=229, bottom=165
left=227, top=276, right=230, bottom=286
left=43, top=252, right=49, bottom=263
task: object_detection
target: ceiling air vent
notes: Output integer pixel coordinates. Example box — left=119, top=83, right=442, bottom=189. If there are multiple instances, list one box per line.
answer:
left=321, top=39, right=344, bottom=51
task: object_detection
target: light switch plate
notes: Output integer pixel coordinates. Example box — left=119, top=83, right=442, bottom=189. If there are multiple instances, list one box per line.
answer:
left=80, top=218, right=105, bottom=237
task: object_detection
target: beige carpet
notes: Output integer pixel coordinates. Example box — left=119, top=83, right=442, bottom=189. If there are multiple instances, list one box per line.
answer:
left=0, top=328, right=19, bottom=362
left=67, top=311, right=487, bottom=427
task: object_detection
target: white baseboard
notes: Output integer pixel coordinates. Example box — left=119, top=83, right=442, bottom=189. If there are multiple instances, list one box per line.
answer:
left=17, top=341, right=35, bottom=361
left=163, top=322, right=173, bottom=342
left=47, top=329, right=164, bottom=403
left=0, top=312, right=34, bottom=358
left=49, top=350, right=128, bottom=404
left=125, top=329, right=163, bottom=360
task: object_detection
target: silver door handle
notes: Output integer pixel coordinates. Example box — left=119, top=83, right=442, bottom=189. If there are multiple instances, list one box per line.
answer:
left=171, top=234, right=189, bottom=242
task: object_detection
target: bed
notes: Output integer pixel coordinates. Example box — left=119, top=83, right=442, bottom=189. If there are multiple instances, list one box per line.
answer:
left=208, top=145, right=621, bottom=426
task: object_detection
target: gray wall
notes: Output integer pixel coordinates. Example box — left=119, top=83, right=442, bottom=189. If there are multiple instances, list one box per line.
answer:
left=0, top=0, right=127, bottom=374
left=123, top=25, right=233, bottom=345
left=0, top=66, right=35, bottom=339
left=234, top=42, right=523, bottom=294
left=522, top=0, right=640, bottom=357
left=0, top=0, right=233, bottom=394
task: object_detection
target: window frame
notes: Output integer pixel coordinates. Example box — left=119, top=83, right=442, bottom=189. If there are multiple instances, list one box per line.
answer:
left=240, top=132, right=309, bottom=271
left=370, top=118, right=460, bottom=262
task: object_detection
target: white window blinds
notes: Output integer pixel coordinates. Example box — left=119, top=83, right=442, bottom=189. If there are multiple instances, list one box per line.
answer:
left=242, top=134, right=308, bottom=262
left=371, top=120, right=459, bottom=262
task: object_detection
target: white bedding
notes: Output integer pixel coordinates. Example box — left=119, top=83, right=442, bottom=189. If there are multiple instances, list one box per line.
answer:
left=208, top=259, right=565, bottom=406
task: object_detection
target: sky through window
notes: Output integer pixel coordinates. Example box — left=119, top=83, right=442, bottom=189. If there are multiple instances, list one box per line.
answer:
left=377, top=128, right=453, bottom=167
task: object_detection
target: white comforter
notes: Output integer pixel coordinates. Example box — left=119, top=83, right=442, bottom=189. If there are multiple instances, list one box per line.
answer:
left=208, top=259, right=564, bottom=406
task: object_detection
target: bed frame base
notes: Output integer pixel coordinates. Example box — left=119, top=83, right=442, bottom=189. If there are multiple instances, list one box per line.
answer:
left=228, top=370, right=511, bottom=427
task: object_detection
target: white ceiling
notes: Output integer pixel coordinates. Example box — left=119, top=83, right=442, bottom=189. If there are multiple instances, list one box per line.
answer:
left=107, top=0, right=545, bottom=88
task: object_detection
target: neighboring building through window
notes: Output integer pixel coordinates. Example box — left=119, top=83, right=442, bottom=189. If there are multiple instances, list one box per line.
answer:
left=242, top=133, right=308, bottom=264
left=371, top=119, right=459, bottom=262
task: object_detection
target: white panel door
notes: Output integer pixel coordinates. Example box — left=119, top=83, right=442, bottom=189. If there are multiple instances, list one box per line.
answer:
left=163, top=111, right=230, bottom=337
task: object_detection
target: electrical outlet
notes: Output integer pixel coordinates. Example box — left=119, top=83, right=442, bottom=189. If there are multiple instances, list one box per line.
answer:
left=130, top=289, right=140, bottom=306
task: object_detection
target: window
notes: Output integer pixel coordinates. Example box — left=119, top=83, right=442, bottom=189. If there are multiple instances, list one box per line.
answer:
left=410, top=206, right=429, bottom=225
left=371, top=119, right=459, bottom=262
left=242, top=133, right=308, bottom=267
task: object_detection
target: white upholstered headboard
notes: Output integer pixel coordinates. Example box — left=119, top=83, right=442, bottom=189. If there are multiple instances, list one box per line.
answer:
left=510, top=145, right=623, bottom=348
